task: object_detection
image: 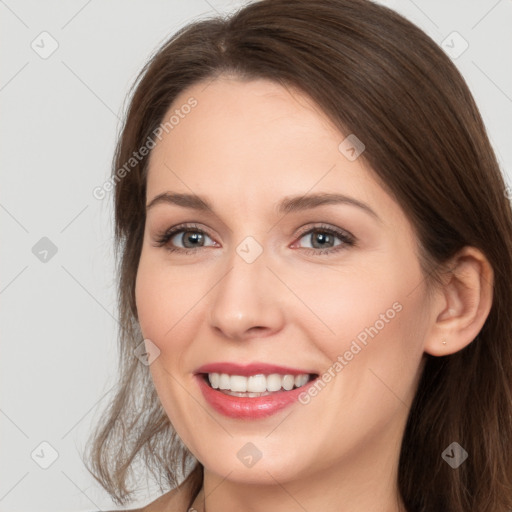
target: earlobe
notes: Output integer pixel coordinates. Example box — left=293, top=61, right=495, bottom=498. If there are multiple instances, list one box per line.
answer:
left=423, top=246, right=494, bottom=357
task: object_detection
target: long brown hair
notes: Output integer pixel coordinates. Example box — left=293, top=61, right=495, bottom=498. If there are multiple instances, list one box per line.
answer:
left=83, top=0, right=512, bottom=510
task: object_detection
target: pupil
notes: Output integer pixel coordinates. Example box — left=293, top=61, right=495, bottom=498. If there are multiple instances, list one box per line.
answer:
left=184, top=231, right=203, bottom=248
left=314, top=232, right=331, bottom=248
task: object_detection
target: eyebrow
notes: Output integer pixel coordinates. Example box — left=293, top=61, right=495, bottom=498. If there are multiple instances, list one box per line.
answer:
left=146, top=191, right=380, bottom=221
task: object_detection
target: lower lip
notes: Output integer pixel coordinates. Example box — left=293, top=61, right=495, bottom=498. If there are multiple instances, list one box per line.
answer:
left=195, top=374, right=317, bottom=419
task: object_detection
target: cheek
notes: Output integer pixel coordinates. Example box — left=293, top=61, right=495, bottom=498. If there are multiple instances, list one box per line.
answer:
left=294, top=262, right=410, bottom=352
left=134, top=250, right=216, bottom=377
left=134, top=252, right=190, bottom=352
left=135, top=258, right=165, bottom=342
left=308, top=248, right=428, bottom=387
left=134, top=257, right=200, bottom=434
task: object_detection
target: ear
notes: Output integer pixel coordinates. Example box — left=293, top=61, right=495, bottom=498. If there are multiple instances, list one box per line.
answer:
left=423, top=246, right=494, bottom=357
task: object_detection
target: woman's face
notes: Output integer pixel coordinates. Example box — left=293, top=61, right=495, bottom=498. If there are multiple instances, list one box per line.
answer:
left=135, top=76, right=433, bottom=487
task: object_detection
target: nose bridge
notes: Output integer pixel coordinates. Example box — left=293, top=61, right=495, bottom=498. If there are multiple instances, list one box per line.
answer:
left=208, top=234, right=284, bottom=339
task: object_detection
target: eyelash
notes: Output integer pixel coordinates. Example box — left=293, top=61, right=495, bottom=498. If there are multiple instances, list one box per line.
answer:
left=153, top=222, right=356, bottom=256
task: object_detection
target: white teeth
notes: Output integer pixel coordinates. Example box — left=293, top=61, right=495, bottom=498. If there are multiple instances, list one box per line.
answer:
left=295, top=374, right=309, bottom=387
left=218, top=373, right=230, bottom=390
left=248, top=374, right=267, bottom=393
left=282, top=374, right=295, bottom=391
left=266, top=373, right=282, bottom=392
left=209, top=372, right=220, bottom=389
left=230, top=375, right=247, bottom=392
left=207, top=372, right=312, bottom=392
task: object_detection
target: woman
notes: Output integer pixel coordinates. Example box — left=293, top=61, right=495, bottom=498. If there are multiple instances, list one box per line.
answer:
left=83, top=0, right=512, bottom=510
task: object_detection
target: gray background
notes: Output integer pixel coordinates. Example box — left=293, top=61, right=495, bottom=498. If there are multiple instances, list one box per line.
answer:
left=1, top=1, right=511, bottom=511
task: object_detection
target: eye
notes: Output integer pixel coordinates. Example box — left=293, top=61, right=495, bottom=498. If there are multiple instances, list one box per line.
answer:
left=153, top=222, right=356, bottom=256
left=294, top=224, right=355, bottom=255
left=153, top=223, right=217, bottom=255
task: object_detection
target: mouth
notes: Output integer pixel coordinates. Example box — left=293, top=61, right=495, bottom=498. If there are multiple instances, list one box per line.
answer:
left=193, top=363, right=321, bottom=419
left=199, top=371, right=318, bottom=397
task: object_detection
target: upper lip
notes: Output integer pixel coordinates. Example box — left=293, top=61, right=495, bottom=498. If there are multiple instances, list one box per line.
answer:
left=195, top=362, right=318, bottom=376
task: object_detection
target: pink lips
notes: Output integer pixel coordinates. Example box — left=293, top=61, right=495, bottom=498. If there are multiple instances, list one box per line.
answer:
left=194, top=361, right=318, bottom=419
left=195, top=361, right=316, bottom=376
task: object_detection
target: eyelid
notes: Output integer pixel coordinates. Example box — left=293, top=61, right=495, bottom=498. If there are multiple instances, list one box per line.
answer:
left=152, top=222, right=356, bottom=255
left=292, top=223, right=356, bottom=253
left=153, top=222, right=216, bottom=246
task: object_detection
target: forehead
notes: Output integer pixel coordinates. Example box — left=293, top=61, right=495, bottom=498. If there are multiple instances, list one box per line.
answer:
left=150, top=75, right=343, bottom=163
left=145, top=76, right=399, bottom=225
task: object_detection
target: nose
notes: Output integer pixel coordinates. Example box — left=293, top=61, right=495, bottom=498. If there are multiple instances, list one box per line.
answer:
left=208, top=248, right=285, bottom=341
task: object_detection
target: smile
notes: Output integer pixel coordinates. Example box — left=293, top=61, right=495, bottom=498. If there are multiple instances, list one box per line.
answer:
left=194, top=362, right=319, bottom=418
left=206, top=372, right=313, bottom=396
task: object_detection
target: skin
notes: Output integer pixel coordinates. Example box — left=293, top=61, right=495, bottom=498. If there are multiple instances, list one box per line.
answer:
left=134, top=75, right=493, bottom=512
